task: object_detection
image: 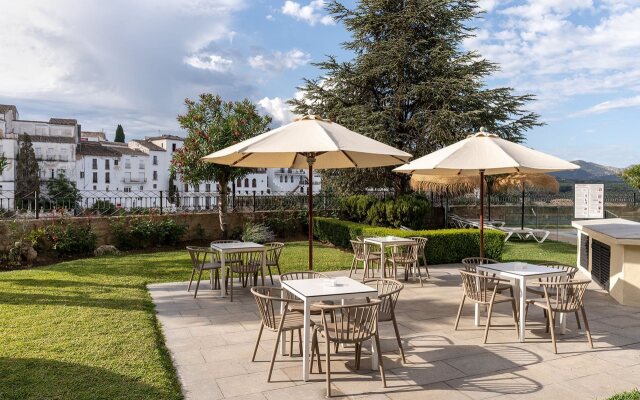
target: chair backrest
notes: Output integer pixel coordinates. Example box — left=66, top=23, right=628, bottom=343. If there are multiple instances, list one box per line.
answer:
left=264, top=242, right=284, bottom=264
left=461, top=257, right=498, bottom=273
left=356, top=235, right=373, bottom=242
left=391, top=243, right=418, bottom=261
left=541, top=280, right=590, bottom=312
left=251, top=286, right=291, bottom=331
left=408, top=237, right=427, bottom=260
left=280, top=271, right=327, bottom=300
left=237, top=250, right=264, bottom=271
left=541, top=263, right=579, bottom=281
left=364, top=279, right=403, bottom=320
left=459, top=269, right=503, bottom=304
left=351, top=240, right=367, bottom=259
left=319, top=300, right=381, bottom=343
left=186, top=246, right=214, bottom=269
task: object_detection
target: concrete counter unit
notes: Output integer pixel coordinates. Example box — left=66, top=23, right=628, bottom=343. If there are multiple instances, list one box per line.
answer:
left=573, top=218, right=640, bottom=306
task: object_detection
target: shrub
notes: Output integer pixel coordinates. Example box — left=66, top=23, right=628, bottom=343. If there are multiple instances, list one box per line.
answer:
left=313, top=217, right=506, bottom=264
left=339, top=194, right=431, bottom=229
left=263, top=210, right=307, bottom=238
left=46, top=222, right=97, bottom=257
left=241, top=222, right=275, bottom=243
left=109, top=217, right=187, bottom=250
left=90, top=200, right=116, bottom=215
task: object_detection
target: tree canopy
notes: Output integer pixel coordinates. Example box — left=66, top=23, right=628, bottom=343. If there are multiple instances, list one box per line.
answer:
left=290, top=0, right=542, bottom=193
left=621, top=164, right=640, bottom=191
left=115, top=124, right=125, bottom=143
left=46, top=172, right=81, bottom=209
left=16, top=135, right=40, bottom=206
left=171, top=93, right=271, bottom=233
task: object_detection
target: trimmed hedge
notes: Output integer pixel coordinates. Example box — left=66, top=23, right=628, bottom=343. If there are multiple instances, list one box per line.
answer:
left=313, top=217, right=506, bottom=264
left=339, top=194, right=431, bottom=229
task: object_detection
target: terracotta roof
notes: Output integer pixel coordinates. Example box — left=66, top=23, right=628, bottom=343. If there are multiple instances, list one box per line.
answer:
left=81, top=131, right=107, bottom=141
left=49, top=118, right=77, bottom=126
left=131, top=139, right=165, bottom=152
left=77, top=142, right=121, bottom=157
left=145, top=134, right=184, bottom=141
left=103, top=143, right=148, bottom=156
left=0, top=104, right=17, bottom=115
left=19, top=134, right=76, bottom=144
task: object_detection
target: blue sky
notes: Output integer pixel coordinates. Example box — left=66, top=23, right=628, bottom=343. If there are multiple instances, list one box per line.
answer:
left=1, top=0, right=638, bottom=167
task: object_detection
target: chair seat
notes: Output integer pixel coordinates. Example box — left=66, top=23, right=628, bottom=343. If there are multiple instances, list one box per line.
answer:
left=389, top=256, right=415, bottom=263
left=526, top=286, right=557, bottom=297
left=526, top=297, right=576, bottom=312
left=288, top=300, right=334, bottom=315
left=269, top=313, right=307, bottom=332
left=472, top=292, right=516, bottom=305
left=198, top=262, right=221, bottom=270
left=230, top=263, right=261, bottom=274
left=356, top=253, right=382, bottom=261
left=490, top=282, right=513, bottom=292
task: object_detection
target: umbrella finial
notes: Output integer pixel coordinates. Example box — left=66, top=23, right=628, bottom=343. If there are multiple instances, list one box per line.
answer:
left=480, top=126, right=487, bottom=132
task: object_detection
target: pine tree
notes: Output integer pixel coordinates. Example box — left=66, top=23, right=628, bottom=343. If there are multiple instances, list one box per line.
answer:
left=15, top=135, right=40, bottom=208
left=46, top=172, right=81, bottom=209
left=290, top=0, right=542, bottom=194
left=114, top=124, right=125, bottom=142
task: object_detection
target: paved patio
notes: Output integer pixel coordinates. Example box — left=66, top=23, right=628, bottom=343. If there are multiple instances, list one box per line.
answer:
left=149, top=266, right=640, bottom=400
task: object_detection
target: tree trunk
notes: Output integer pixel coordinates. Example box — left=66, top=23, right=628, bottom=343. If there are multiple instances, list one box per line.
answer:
left=218, top=177, right=229, bottom=238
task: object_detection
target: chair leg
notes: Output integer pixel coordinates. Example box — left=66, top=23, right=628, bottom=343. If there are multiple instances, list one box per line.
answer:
left=354, top=343, right=361, bottom=370
left=454, top=295, right=466, bottom=330
left=575, top=311, right=582, bottom=330
left=230, top=271, right=234, bottom=302
left=349, top=256, right=357, bottom=278
left=483, top=301, right=495, bottom=344
left=416, top=261, right=424, bottom=287
left=325, top=336, right=332, bottom=397
left=187, top=268, right=196, bottom=291
left=549, top=311, right=558, bottom=354
left=289, top=328, right=294, bottom=357
left=310, top=329, right=322, bottom=374
left=391, top=314, right=406, bottom=364
left=581, top=306, right=593, bottom=348
left=511, top=299, right=520, bottom=339
left=252, top=324, right=264, bottom=362
left=268, top=266, right=274, bottom=285
left=298, top=329, right=303, bottom=356
left=268, top=327, right=281, bottom=382
left=374, top=333, right=387, bottom=388
left=193, top=269, right=204, bottom=298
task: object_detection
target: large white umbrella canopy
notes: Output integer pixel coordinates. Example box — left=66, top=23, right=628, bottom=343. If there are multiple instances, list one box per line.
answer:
left=202, top=115, right=412, bottom=269
left=394, top=128, right=579, bottom=257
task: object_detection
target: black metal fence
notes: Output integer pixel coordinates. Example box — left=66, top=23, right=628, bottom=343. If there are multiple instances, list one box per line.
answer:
left=444, top=191, right=639, bottom=207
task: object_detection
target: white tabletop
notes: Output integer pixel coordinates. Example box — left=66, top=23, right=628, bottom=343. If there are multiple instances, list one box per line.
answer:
left=478, top=262, right=567, bottom=277
left=364, top=236, right=416, bottom=245
left=282, top=276, right=377, bottom=299
left=210, top=241, right=265, bottom=251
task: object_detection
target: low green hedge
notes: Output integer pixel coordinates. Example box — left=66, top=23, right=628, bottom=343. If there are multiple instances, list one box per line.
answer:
left=313, top=217, right=506, bottom=264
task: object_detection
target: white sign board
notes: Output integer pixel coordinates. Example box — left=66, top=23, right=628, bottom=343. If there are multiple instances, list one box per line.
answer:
left=575, top=184, right=604, bottom=219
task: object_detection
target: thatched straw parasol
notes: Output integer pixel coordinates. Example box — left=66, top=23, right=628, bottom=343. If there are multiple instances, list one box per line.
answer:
left=410, top=175, right=482, bottom=196
left=494, top=173, right=559, bottom=228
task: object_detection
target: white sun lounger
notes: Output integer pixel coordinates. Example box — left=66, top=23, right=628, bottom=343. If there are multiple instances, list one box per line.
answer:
left=495, top=227, right=550, bottom=243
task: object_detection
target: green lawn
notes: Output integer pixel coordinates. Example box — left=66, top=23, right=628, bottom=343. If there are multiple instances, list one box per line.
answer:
left=0, top=239, right=582, bottom=399
left=0, top=241, right=352, bottom=400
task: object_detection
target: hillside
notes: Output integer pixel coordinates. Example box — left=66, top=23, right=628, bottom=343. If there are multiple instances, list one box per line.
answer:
left=550, top=160, right=623, bottom=182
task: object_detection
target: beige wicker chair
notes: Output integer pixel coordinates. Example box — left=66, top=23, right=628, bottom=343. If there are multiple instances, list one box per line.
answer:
left=527, top=263, right=582, bottom=328
left=251, top=286, right=319, bottom=382
left=409, top=236, right=429, bottom=281
left=227, top=250, right=264, bottom=302
left=365, top=278, right=406, bottom=363
left=349, top=240, right=382, bottom=280
left=186, top=246, right=221, bottom=298
left=525, top=280, right=593, bottom=354
left=455, top=270, right=519, bottom=343
left=264, top=242, right=284, bottom=285
left=388, top=243, right=419, bottom=283
left=310, top=300, right=386, bottom=397
left=461, top=257, right=513, bottom=295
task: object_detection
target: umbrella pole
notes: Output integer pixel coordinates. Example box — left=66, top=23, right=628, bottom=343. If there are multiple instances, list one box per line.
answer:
left=479, top=170, right=485, bottom=258
left=521, top=181, right=525, bottom=230
left=307, top=155, right=316, bottom=270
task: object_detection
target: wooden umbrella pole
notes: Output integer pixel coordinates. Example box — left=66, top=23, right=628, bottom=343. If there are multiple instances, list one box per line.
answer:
left=479, top=170, right=485, bottom=258
left=307, top=154, right=316, bottom=270
left=521, top=180, right=525, bottom=230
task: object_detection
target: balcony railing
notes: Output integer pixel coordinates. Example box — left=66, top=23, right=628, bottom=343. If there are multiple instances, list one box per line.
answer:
left=121, top=177, right=147, bottom=183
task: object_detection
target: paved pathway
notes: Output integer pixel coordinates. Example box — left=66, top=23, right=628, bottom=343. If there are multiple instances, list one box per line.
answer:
left=149, top=266, right=640, bottom=400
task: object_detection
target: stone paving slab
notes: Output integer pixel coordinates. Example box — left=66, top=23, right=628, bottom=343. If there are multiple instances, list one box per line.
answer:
left=148, top=265, right=640, bottom=399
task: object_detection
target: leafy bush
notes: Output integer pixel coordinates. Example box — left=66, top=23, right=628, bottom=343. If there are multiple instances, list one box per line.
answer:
left=313, top=217, right=506, bottom=264
left=263, top=210, right=307, bottom=238
left=339, top=194, right=430, bottom=229
left=241, top=222, right=275, bottom=243
left=46, top=222, right=97, bottom=257
left=90, top=200, right=116, bottom=215
left=110, top=217, right=187, bottom=250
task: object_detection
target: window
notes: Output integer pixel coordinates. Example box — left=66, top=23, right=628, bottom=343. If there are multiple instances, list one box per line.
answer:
left=57, top=168, right=65, bottom=177
left=205, top=184, right=211, bottom=192
left=300, top=187, right=304, bottom=193
left=106, top=186, right=109, bottom=191
left=252, top=178, right=256, bottom=188
left=80, top=171, right=85, bottom=179
left=172, top=143, right=177, bottom=151
left=153, top=184, right=157, bottom=189
left=50, top=169, right=55, bottom=179
left=244, top=178, right=249, bottom=187
left=92, top=159, right=98, bottom=169
left=236, top=178, right=241, bottom=187
left=138, top=172, right=145, bottom=182
left=194, top=184, right=199, bottom=192
left=153, top=155, right=158, bottom=165
left=60, top=149, right=68, bottom=161
left=139, top=186, right=144, bottom=190
left=153, top=171, right=157, bottom=181
left=105, top=172, right=110, bottom=183
left=124, top=187, right=131, bottom=193
left=184, top=184, right=188, bottom=192
left=92, top=172, right=98, bottom=183
left=35, top=147, right=42, bottom=158
left=93, top=185, right=97, bottom=190
left=114, top=159, right=119, bottom=166
left=139, top=160, right=145, bottom=169
left=125, top=158, right=131, bottom=169
left=105, top=159, right=110, bottom=170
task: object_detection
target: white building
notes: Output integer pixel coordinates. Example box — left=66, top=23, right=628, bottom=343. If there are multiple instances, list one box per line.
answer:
left=0, top=104, right=321, bottom=211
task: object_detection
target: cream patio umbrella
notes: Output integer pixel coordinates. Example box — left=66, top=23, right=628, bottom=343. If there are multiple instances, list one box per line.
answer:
left=202, top=115, right=412, bottom=269
left=394, top=128, right=578, bottom=257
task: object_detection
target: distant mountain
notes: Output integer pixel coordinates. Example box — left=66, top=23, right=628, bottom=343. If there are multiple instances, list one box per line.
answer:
left=550, top=160, right=624, bottom=182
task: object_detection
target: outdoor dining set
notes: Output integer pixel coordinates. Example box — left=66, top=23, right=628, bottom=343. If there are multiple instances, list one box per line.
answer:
left=183, top=236, right=595, bottom=397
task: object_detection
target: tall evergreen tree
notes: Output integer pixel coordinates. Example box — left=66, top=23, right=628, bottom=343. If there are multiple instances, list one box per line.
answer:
left=0, top=153, right=8, bottom=174
left=114, top=124, right=125, bottom=142
left=290, top=0, right=542, bottom=194
left=46, top=172, right=81, bottom=208
left=15, top=135, right=40, bottom=208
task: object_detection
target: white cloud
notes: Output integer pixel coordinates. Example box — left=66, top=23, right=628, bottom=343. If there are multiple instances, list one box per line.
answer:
left=258, top=96, right=297, bottom=124
left=573, top=95, right=640, bottom=116
left=248, top=49, right=311, bottom=72
left=281, top=0, right=334, bottom=26
left=266, top=14, right=274, bottom=20
left=184, top=53, right=233, bottom=72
